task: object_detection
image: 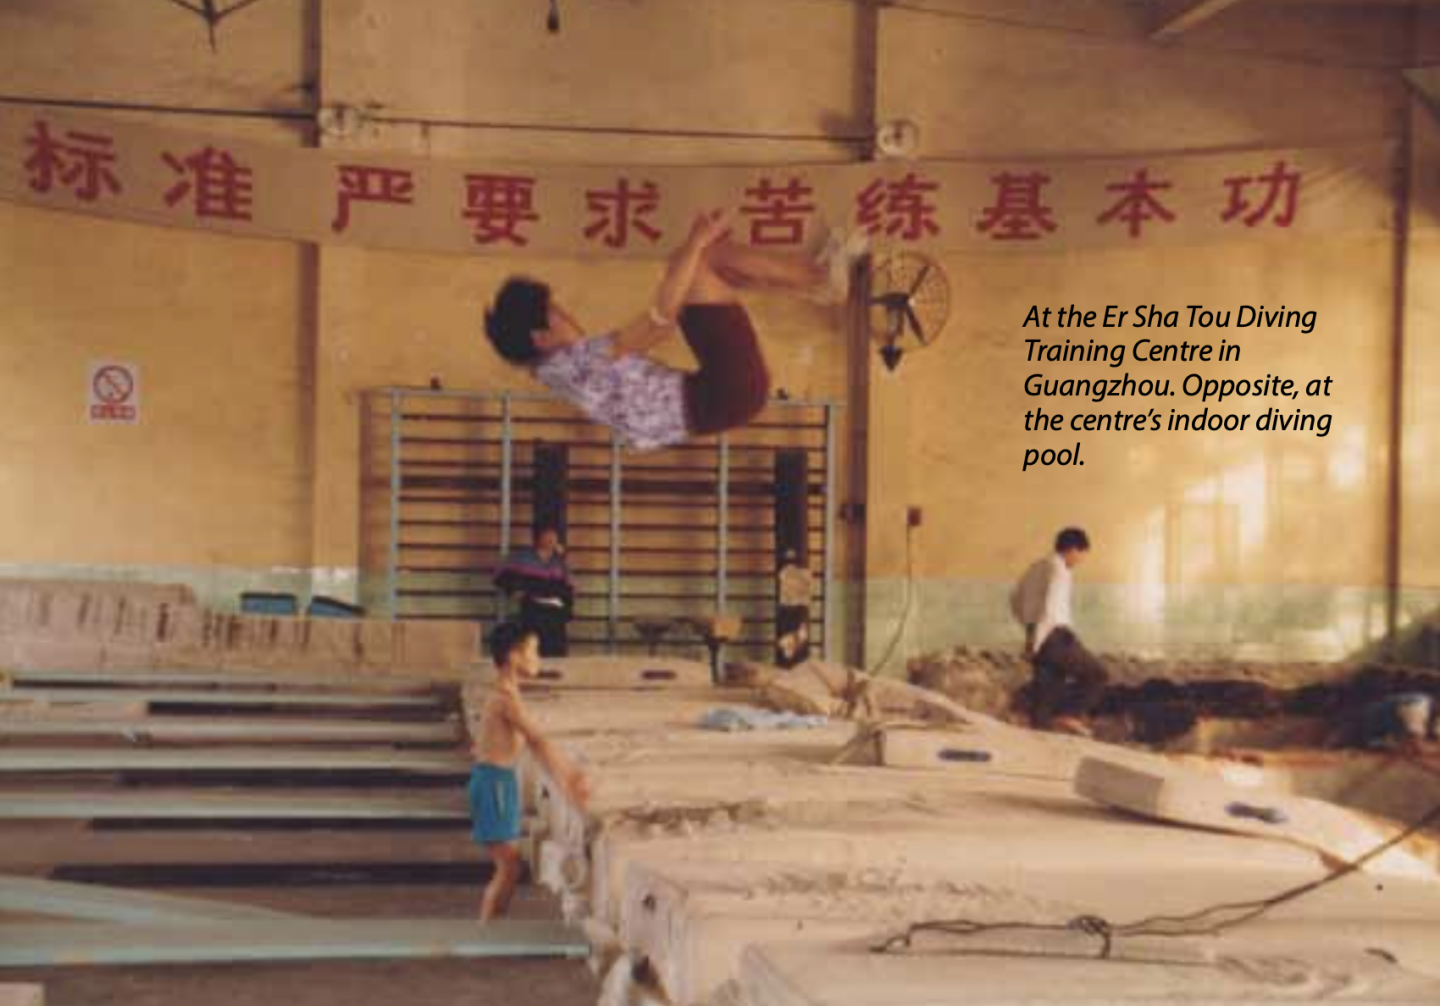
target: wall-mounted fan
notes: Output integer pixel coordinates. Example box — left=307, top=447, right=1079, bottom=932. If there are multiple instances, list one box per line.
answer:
left=867, top=250, right=950, bottom=371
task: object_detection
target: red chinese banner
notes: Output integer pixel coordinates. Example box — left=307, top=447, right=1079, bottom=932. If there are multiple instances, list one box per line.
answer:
left=0, top=109, right=1397, bottom=258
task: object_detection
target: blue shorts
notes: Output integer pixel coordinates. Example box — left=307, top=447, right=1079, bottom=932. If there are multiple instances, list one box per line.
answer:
left=469, top=762, right=522, bottom=846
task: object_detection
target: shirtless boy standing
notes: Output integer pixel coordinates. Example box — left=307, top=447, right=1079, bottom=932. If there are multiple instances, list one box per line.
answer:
left=468, top=621, right=590, bottom=921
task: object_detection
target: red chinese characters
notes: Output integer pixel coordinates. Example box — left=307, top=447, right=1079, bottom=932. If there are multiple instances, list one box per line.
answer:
left=857, top=173, right=941, bottom=242
left=24, top=120, right=122, bottom=203
left=333, top=164, right=416, bottom=234
left=976, top=171, right=1058, bottom=241
left=162, top=147, right=255, bottom=221
left=1096, top=168, right=1176, bottom=239
left=1221, top=160, right=1301, bottom=228
left=740, top=177, right=816, bottom=246
left=463, top=174, right=539, bottom=246
left=584, top=178, right=663, bottom=249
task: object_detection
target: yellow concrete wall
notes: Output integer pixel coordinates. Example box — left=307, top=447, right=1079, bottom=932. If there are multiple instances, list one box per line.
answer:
left=1404, top=112, right=1440, bottom=594
left=1397, top=13, right=1440, bottom=652
left=861, top=1, right=1413, bottom=665
left=894, top=241, right=1392, bottom=583
left=0, top=0, right=315, bottom=598
left=0, top=0, right=313, bottom=113
left=0, top=204, right=311, bottom=568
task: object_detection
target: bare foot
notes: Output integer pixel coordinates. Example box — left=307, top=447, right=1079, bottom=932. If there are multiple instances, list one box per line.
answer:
left=1049, top=716, right=1094, bottom=738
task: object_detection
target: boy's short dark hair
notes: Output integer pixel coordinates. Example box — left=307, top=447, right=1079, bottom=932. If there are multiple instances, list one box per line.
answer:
left=489, top=620, right=537, bottom=666
left=1055, top=527, right=1090, bottom=553
left=484, top=277, right=551, bottom=365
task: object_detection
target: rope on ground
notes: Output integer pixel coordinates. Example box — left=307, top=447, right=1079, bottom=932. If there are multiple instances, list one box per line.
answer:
left=874, top=793, right=1440, bottom=959
left=606, top=799, right=758, bottom=831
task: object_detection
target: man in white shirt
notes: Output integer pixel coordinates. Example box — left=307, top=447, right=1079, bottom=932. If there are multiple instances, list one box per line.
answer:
left=1011, top=528, right=1109, bottom=729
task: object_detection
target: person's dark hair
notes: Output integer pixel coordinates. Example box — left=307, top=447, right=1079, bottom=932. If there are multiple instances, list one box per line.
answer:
left=1055, top=527, right=1090, bottom=553
left=484, top=277, right=551, bottom=365
left=489, top=620, right=537, bottom=666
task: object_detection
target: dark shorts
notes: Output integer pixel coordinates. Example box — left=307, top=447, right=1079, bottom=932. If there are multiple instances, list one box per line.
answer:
left=468, top=762, right=521, bottom=846
left=520, top=597, right=570, bottom=658
left=679, top=304, right=771, bottom=436
left=1030, top=627, right=1109, bottom=726
left=1353, top=693, right=1434, bottom=748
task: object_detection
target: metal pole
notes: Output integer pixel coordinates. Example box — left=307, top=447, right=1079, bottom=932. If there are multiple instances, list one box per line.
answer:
left=717, top=436, right=730, bottom=612
left=386, top=390, right=402, bottom=621
left=1384, top=93, right=1415, bottom=654
left=823, top=404, right=838, bottom=660
left=499, top=394, right=514, bottom=559
left=609, top=432, right=623, bottom=653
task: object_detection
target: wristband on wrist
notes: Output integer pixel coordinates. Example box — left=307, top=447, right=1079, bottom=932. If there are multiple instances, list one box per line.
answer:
left=648, top=305, right=672, bottom=326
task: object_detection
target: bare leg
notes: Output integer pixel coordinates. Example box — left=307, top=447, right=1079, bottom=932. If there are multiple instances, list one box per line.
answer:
left=702, top=238, right=825, bottom=295
left=681, top=250, right=740, bottom=305
left=479, top=843, right=522, bottom=921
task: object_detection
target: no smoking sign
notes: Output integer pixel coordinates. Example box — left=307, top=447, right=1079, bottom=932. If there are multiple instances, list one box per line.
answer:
left=88, top=361, right=141, bottom=424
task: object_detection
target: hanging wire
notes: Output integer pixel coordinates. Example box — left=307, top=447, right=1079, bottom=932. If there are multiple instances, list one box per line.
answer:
left=874, top=794, right=1440, bottom=959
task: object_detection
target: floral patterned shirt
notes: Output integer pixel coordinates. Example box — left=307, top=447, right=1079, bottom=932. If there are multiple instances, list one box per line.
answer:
left=534, top=335, right=689, bottom=451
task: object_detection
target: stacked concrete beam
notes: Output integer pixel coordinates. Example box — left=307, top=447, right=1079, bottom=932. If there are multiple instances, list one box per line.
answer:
left=0, top=578, right=479, bottom=679
left=618, top=858, right=1092, bottom=1005
left=0, top=579, right=192, bottom=672
left=160, top=609, right=477, bottom=678
left=713, top=943, right=1440, bottom=1006
left=484, top=658, right=1440, bottom=1005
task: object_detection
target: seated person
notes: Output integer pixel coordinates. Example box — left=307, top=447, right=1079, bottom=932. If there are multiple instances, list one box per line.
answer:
left=494, top=524, right=574, bottom=657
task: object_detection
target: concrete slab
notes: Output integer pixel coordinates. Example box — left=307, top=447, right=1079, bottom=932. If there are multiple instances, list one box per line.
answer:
left=0, top=747, right=468, bottom=775
left=0, top=789, right=466, bottom=821
left=588, top=803, right=1327, bottom=929
left=878, top=723, right=1167, bottom=782
left=0, top=872, right=308, bottom=924
left=0, top=687, right=444, bottom=709
left=1073, top=757, right=1439, bottom=879
left=725, top=943, right=1440, bottom=1005
left=0, top=716, right=458, bottom=744
left=471, top=656, right=713, bottom=691
left=0, top=821, right=479, bottom=870
left=9, top=668, right=448, bottom=693
left=0, top=919, right=588, bottom=968
left=618, top=858, right=1092, bottom=1005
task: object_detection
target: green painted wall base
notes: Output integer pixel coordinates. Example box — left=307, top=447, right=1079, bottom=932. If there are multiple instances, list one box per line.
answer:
left=0, top=563, right=358, bottom=613
left=5, top=564, right=1433, bottom=672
